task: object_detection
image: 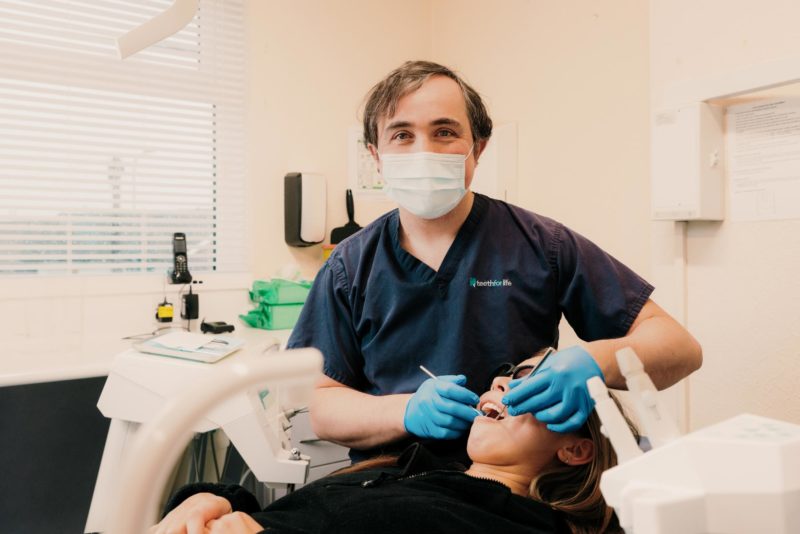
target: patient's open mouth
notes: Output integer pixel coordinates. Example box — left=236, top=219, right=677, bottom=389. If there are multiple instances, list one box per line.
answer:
left=480, top=401, right=506, bottom=420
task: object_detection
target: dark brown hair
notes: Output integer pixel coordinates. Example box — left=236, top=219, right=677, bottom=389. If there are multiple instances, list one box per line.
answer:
left=529, top=404, right=636, bottom=534
left=361, top=60, right=493, bottom=148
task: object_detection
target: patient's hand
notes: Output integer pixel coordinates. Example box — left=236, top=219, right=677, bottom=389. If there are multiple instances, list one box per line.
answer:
left=205, top=512, right=263, bottom=533
left=149, top=492, right=232, bottom=534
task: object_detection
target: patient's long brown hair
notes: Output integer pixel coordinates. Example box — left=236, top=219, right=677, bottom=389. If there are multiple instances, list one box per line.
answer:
left=529, top=396, right=637, bottom=534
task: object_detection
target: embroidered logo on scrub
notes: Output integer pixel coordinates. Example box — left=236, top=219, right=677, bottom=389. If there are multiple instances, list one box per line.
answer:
left=470, top=277, right=512, bottom=288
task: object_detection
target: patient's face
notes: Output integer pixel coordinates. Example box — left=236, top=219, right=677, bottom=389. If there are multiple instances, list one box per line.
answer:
left=467, top=355, right=567, bottom=473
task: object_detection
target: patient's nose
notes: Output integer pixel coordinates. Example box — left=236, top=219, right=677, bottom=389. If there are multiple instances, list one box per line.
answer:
left=491, top=375, right=510, bottom=393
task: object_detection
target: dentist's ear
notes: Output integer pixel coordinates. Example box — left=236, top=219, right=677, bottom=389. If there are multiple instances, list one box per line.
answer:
left=556, top=438, right=594, bottom=466
left=473, top=139, right=489, bottom=165
left=367, top=143, right=381, bottom=172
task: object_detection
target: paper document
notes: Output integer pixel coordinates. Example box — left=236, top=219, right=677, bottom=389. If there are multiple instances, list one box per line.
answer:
left=134, top=332, right=245, bottom=363
left=153, top=332, right=212, bottom=351
left=726, top=98, right=800, bottom=221
left=348, top=125, right=383, bottom=193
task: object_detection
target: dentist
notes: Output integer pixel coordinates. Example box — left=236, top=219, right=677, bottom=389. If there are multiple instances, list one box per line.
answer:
left=287, top=61, right=701, bottom=464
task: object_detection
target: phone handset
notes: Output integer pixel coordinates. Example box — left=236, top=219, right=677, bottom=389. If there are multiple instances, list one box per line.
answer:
left=170, top=232, right=193, bottom=284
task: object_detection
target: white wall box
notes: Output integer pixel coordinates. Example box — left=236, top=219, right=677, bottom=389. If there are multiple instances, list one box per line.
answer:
left=651, top=103, right=725, bottom=221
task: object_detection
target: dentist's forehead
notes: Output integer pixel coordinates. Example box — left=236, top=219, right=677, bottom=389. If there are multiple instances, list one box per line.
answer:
left=378, top=76, right=469, bottom=125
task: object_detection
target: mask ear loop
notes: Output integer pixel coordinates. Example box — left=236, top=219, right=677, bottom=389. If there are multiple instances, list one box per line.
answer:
left=464, top=143, right=475, bottom=162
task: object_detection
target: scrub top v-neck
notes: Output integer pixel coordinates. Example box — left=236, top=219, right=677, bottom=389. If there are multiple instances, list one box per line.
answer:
left=288, top=193, right=653, bottom=460
left=388, top=191, right=484, bottom=288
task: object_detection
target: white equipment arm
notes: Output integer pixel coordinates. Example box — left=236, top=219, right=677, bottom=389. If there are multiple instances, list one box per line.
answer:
left=616, top=347, right=681, bottom=448
left=110, top=348, right=322, bottom=534
left=116, top=0, right=198, bottom=59
left=586, top=377, right=643, bottom=463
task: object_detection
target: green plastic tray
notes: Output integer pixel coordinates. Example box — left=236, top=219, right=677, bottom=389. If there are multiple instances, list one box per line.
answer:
left=249, top=279, right=311, bottom=305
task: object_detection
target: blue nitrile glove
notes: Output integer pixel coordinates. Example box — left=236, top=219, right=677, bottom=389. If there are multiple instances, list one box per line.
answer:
left=404, top=375, right=480, bottom=440
left=501, top=346, right=603, bottom=433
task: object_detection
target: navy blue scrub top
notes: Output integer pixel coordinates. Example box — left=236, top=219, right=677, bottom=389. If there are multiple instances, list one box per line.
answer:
left=288, top=193, right=653, bottom=461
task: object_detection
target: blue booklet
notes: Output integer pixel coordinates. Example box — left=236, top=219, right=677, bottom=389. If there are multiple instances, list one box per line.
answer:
left=134, top=331, right=245, bottom=363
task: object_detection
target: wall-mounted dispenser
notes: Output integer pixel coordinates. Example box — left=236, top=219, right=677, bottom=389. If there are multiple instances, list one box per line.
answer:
left=284, top=172, right=326, bottom=247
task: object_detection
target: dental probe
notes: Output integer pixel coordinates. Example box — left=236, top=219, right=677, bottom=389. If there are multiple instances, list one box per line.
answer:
left=419, top=365, right=483, bottom=416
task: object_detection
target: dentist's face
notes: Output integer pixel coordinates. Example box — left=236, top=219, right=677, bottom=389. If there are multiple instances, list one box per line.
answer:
left=369, top=75, right=480, bottom=190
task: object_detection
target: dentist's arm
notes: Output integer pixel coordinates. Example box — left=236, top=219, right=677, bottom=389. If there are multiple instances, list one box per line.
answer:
left=310, top=377, right=409, bottom=449
left=310, top=374, right=479, bottom=449
left=585, top=299, right=702, bottom=390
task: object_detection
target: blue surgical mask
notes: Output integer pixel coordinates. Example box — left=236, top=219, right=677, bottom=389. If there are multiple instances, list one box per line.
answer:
left=380, top=146, right=474, bottom=219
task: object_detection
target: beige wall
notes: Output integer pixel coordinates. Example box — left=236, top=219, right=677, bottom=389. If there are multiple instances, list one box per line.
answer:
left=651, top=0, right=800, bottom=428
left=245, top=0, right=432, bottom=279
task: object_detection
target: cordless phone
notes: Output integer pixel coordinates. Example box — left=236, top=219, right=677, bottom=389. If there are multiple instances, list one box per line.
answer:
left=170, top=232, right=192, bottom=284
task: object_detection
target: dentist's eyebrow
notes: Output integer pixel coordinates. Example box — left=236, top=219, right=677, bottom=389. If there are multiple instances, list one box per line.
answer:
left=430, top=117, right=462, bottom=128
left=384, top=120, right=414, bottom=133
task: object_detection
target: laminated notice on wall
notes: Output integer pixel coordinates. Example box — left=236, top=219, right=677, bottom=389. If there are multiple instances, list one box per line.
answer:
left=347, top=125, right=384, bottom=194
left=726, top=98, right=800, bottom=221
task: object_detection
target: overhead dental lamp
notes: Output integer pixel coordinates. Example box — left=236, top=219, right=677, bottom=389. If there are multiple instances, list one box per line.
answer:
left=116, top=0, right=199, bottom=60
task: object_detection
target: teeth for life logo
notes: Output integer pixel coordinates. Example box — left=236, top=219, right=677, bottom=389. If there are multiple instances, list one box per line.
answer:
left=470, top=277, right=512, bottom=288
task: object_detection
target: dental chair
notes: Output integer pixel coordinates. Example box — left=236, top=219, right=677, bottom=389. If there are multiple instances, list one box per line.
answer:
left=109, top=348, right=322, bottom=534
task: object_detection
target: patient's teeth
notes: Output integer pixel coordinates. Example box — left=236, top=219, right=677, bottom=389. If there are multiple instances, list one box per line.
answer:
left=481, top=401, right=505, bottom=419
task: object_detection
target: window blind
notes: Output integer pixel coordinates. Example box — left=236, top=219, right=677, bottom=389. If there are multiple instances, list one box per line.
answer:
left=0, top=0, right=247, bottom=276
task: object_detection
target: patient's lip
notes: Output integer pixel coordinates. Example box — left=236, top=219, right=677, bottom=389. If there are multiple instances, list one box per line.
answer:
left=478, top=391, right=504, bottom=410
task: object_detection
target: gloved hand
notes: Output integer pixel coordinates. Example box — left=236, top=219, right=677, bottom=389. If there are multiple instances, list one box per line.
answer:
left=501, top=346, right=604, bottom=433
left=404, top=375, right=480, bottom=440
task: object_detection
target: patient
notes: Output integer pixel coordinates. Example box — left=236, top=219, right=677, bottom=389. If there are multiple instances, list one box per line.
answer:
left=150, top=351, right=634, bottom=534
